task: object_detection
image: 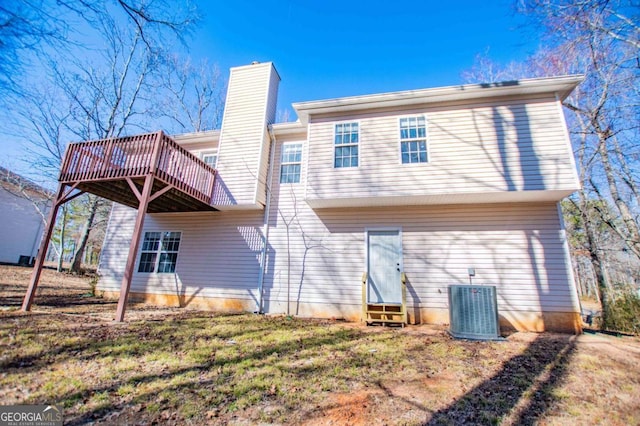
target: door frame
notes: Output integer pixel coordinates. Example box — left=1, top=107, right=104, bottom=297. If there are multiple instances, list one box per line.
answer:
left=364, top=227, right=403, bottom=304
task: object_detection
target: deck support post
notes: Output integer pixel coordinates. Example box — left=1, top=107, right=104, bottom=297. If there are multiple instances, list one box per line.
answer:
left=114, top=174, right=155, bottom=322
left=22, top=183, right=85, bottom=311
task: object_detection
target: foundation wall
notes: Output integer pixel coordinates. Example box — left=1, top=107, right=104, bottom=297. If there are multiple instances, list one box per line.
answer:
left=102, top=291, right=581, bottom=333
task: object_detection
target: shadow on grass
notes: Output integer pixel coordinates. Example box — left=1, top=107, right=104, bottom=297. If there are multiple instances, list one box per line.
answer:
left=426, top=335, right=576, bottom=425
left=59, top=321, right=365, bottom=424
left=1, top=293, right=117, bottom=309
left=2, top=311, right=579, bottom=425
left=0, top=312, right=371, bottom=424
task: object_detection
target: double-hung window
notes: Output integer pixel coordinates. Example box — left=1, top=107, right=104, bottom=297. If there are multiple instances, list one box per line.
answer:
left=400, top=116, right=428, bottom=164
left=138, top=231, right=182, bottom=273
left=334, top=122, right=359, bottom=168
left=280, top=143, right=303, bottom=183
left=201, top=151, right=218, bottom=168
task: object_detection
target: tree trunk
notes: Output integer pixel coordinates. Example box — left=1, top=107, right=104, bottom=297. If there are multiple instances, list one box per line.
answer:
left=70, top=197, right=99, bottom=273
left=57, top=205, right=67, bottom=272
left=579, top=190, right=609, bottom=326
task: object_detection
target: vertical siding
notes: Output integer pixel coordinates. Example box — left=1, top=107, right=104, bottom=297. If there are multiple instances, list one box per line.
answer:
left=213, top=62, right=279, bottom=208
left=306, top=96, right=579, bottom=203
left=263, top=135, right=579, bottom=319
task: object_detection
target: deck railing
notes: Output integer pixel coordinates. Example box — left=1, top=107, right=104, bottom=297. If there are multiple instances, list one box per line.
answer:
left=59, top=131, right=216, bottom=205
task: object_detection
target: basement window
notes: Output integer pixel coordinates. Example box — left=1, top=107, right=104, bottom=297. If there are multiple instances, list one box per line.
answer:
left=138, top=231, right=182, bottom=273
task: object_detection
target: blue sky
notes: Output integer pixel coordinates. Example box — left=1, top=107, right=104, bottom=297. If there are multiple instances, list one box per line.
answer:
left=1, top=1, right=538, bottom=178
left=190, top=0, right=536, bottom=119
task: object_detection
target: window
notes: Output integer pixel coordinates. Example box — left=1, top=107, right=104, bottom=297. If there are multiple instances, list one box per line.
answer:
left=280, top=143, right=302, bottom=183
left=400, top=116, right=428, bottom=164
left=334, top=122, right=359, bottom=168
left=138, top=231, right=181, bottom=273
left=201, top=151, right=217, bottom=168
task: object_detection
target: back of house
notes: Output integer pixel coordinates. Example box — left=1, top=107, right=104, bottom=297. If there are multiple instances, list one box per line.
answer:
left=98, top=62, right=583, bottom=332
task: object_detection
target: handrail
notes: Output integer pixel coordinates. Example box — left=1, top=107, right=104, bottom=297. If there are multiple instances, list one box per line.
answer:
left=58, top=131, right=216, bottom=205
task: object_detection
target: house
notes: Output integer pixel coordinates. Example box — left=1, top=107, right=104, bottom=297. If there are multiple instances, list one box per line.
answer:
left=22, top=62, right=584, bottom=332
left=0, top=167, right=50, bottom=265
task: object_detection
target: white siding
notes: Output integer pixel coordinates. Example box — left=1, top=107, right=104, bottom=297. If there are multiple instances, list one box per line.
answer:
left=305, top=96, right=579, bottom=206
left=98, top=204, right=264, bottom=306
left=99, top=136, right=579, bottom=325
left=0, top=189, right=45, bottom=263
left=213, top=62, right=279, bottom=209
left=255, top=69, right=281, bottom=206
left=97, top=203, right=135, bottom=287
left=264, top=136, right=579, bottom=320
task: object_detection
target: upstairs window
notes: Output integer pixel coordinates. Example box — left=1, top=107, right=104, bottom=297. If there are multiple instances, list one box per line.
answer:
left=400, top=116, right=428, bottom=164
left=334, top=122, right=359, bottom=168
left=201, top=151, right=218, bottom=168
left=138, top=231, right=182, bottom=273
left=280, top=143, right=303, bottom=183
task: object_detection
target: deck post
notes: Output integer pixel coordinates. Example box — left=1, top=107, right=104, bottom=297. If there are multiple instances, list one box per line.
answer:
left=114, top=174, right=154, bottom=322
left=22, top=183, right=66, bottom=311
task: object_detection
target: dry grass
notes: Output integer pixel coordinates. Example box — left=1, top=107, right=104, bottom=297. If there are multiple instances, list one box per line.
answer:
left=1, top=265, right=639, bottom=425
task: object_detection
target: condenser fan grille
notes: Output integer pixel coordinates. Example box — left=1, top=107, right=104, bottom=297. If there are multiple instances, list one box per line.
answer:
left=448, top=285, right=500, bottom=340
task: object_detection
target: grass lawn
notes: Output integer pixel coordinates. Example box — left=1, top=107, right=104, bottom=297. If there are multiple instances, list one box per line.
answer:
left=1, top=265, right=639, bottom=425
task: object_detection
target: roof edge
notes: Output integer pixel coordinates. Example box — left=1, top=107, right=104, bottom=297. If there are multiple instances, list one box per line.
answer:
left=292, top=75, right=584, bottom=124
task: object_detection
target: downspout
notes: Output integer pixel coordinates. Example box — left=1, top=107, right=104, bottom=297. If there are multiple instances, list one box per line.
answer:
left=257, top=124, right=277, bottom=313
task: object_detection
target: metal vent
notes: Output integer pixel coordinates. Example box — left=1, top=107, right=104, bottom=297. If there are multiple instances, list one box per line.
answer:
left=448, top=285, right=500, bottom=340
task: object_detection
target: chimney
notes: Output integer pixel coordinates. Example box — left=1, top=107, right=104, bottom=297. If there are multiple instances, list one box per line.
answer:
left=212, top=62, right=280, bottom=209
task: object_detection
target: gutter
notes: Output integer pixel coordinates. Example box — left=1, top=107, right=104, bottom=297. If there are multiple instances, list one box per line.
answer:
left=256, top=124, right=277, bottom=313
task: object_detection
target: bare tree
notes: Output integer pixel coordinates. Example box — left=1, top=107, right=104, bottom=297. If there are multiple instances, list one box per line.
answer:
left=464, top=1, right=640, bottom=326
left=0, top=0, right=197, bottom=98
left=6, top=0, right=200, bottom=273
left=159, top=56, right=226, bottom=133
left=517, top=0, right=640, bottom=257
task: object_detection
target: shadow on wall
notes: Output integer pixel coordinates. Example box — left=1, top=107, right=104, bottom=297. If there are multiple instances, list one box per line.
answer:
left=404, top=275, right=422, bottom=324
left=210, top=175, right=237, bottom=206
left=98, top=210, right=268, bottom=313
left=170, top=219, right=268, bottom=310
left=261, top=178, right=339, bottom=317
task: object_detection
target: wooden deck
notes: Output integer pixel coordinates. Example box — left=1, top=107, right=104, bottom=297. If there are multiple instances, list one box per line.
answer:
left=59, top=131, right=217, bottom=212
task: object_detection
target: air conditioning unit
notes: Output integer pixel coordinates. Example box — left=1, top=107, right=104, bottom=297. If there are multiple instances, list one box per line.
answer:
left=448, top=285, right=501, bottom=340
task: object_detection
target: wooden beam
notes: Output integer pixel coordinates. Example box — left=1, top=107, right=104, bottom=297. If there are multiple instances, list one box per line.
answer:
left=149, top=184, right=172, bottom=202
left=125, top=177, right=142, bottom=201
left=114, top=174, right=154, bottom=322
left=21, top=183, right=66, bottom=311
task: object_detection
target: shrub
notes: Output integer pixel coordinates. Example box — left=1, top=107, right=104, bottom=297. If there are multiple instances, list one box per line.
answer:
left=602, top=287, right=640, bottom=335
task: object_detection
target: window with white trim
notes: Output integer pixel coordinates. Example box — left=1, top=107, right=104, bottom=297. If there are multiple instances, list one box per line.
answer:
left=334, top=122, right=359, bottom=168
left=201, top=151, right=217, bottom=168
left=138, top=231, right=182, bottom=273
left=400, top=116, right=428, bottom=164
left=280, top=143, right=302, bottom=183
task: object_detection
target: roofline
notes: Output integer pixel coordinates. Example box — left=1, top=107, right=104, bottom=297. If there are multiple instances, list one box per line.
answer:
left=0, top=166, right=52, bottom=196
left=270, top=121, right=306, bottom=136
left=292, top=74, right=584, bottom=124
left=173, top=129, right=221, bottom=144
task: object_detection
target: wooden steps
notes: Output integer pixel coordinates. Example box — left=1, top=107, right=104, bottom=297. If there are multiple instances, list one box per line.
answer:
left=362, top=272, right=408, bottom=327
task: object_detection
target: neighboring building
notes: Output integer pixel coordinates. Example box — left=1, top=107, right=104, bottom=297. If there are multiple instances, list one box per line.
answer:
left=0, top=168, right=50, bottom=265
left=96, top=62, right=583, bottom=332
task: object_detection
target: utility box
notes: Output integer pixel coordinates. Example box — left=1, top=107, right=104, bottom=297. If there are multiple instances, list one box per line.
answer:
left=448, top=285, right=501, bottom=340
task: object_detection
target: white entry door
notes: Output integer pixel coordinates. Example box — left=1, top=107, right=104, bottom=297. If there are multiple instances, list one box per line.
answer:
left=367, top=230, right=402, bottom=304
